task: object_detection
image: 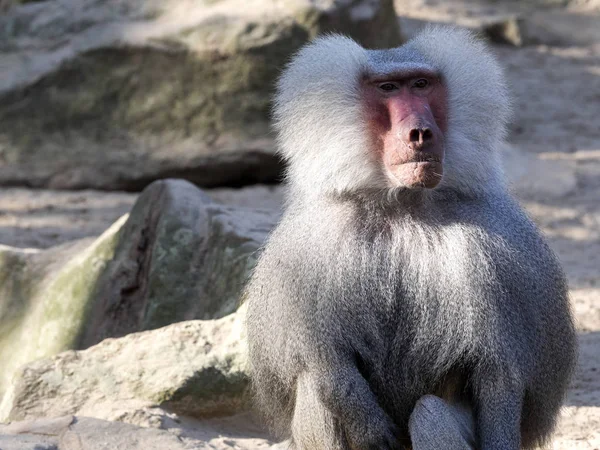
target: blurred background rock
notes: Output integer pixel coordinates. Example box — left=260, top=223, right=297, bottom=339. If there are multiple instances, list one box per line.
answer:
left=0, top=0, right=400, bottom=191
left=0, top=0, right=598, bottom=449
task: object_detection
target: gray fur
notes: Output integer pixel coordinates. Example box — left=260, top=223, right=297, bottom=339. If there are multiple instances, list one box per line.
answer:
left=245, top=26, right=577, bottom=450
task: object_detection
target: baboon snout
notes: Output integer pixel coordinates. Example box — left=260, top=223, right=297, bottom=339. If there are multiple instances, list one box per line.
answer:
left=385, top=116, right=445, bottom=189
left=399, top=118, right=441, bottom=151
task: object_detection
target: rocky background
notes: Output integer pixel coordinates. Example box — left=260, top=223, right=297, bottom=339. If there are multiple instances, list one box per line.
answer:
left=0, top=0, right=598, bottom=448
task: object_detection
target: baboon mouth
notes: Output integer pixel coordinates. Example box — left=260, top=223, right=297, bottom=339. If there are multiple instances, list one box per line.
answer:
left=387, top=155, right=443, bottom=168
left=387, top=160, right=444, bottom=189
left=393, top=155, right=442, bottom=165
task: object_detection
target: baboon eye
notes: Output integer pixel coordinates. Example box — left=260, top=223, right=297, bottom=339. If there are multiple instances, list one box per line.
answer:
left=413, top=78, right=429, bottom=89
left=378, top=83, right=398, bottom=92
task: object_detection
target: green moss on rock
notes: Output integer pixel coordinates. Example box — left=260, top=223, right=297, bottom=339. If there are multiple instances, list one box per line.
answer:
left=0, top=216, right=126, bottom=403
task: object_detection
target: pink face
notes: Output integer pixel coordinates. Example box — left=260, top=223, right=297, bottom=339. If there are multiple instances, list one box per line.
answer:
left=362, top=70, right=448, bottom=189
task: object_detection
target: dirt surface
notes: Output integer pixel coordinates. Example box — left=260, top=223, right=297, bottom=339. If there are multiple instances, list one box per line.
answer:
left=0, top=1, right=598, bottom=448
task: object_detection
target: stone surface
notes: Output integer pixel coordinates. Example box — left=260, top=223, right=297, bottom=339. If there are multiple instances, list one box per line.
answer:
left=208, top=186, right=285, bottom=213
left=0, top=222, right=123, bottom=411
left=0, top=306, right=248, bottom=423
left=0, top=415, right=193, bottom=450
left=521, top=9, right=600, bottom=46
left=59, top=417, right=192, bottom=450
left=0, top=435, right=58, bottom=450
left=0, top=179, right=277, bottom=416
left=481, top=16, right=527, bottom=47
left=79, top=179, right=277, bottom=348
left=0, top=416, right=70, bottom=450
left=0, top=413, right=277, bottom=449
left=0, top=0, right=401, bottom=191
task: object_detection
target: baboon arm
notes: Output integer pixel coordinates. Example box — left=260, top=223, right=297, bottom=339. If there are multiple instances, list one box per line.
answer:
left=311, top=365, right=401, bottom=449
left=473, top=367, right=524, bottom=450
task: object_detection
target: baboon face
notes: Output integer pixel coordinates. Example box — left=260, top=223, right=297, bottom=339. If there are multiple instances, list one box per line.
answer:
left=362, top=68, right=447, bottom=189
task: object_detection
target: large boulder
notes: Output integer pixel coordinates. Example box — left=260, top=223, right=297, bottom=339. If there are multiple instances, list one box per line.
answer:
left=80, top=178, right=277, bottom=348
left=0, top=0, right=402, bottom=190
left=0, top=307, right=249, bottom=422
left=0, top=179, right=277, bottom=408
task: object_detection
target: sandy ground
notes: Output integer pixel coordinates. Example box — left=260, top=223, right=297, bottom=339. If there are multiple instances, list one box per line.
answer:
left=0, top=1, right=598, bottom=448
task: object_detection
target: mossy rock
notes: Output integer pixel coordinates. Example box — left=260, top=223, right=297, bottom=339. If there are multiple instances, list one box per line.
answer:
left=0, top=179, right=278, bottom=416
left=0, top=220, right=125, bottom=407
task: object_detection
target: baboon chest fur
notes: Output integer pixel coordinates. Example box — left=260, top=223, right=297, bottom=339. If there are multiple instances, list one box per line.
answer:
left=247, top=193, right=574, bottom=446
left=257, top=196, right=551, bottom=375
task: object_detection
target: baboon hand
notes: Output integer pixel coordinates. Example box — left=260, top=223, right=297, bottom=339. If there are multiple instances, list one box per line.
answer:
left=345, top=414, right=402, bottom=450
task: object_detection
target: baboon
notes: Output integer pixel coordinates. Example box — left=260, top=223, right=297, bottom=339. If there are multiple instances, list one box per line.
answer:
left=245, top=27, right=577, bottom=450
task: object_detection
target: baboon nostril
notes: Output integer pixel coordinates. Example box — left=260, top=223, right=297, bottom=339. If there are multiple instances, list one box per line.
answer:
left=408, top=128, right=433, bottom=144
left=409, top=129, right=420, bottom=143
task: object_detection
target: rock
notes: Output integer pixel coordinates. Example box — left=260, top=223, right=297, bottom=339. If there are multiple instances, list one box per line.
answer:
left=1, top=415, right=74, bottom=436
left=0, top=179, right=277, bottom=414
left=1, top=306, right=249, bottom=422
left=0, top=413, right=278, bottom=449
left=80, top=179, right=277, bottom=347
left=572, top=0, right=600, bottom=11
left=0, top=416, right=70, bottom=450
left=397, top=1, right=600, bottom=47
left=0, top=0, right=40, bottom=10
left=60, top=416, right=197, bottom=450
left=0, top=415, right=193, bottom=450
left=520, top=9, right=600, bottom=46
left=0, top=434, right=58, bottom=450
left=481, top=16, right=527, bottom=47
left=0, top=222, right=125, bottom=413
left=0, top=0, right=401, bottom=191
left=480, top=9, right=600, bottom=47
